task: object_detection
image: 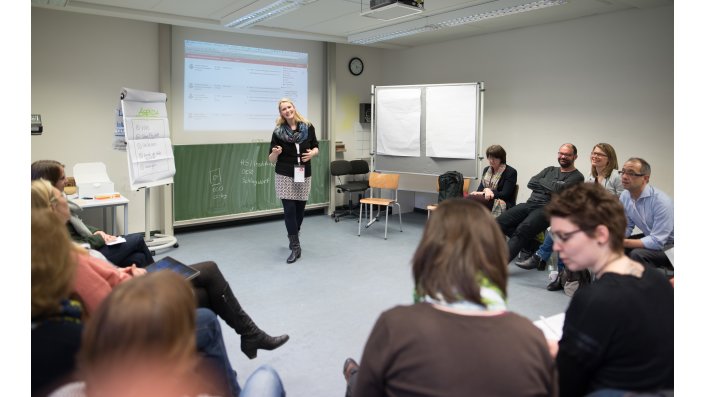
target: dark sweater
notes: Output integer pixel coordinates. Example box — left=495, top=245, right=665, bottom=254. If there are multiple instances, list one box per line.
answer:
left=476, top=164, right=519, bottom=208
left=557, top=266, right=674, bottom=396
left=32, top=310, right=83, bottom=396
left=526, top=166, right=584, bottom=205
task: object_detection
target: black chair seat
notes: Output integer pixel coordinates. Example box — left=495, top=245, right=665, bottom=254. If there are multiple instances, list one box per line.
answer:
left=338, top=181, right=368, bottom=192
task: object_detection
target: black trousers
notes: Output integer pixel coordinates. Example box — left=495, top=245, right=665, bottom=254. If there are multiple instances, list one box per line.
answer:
left=282, top=199, right=306, bottom=235
left=97, top=232, right=154, bottom=268
left=496, top=201, right=549, bottom=262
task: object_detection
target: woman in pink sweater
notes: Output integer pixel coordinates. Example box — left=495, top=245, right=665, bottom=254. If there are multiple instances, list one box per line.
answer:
left=32, top=179, right=289, bottom=360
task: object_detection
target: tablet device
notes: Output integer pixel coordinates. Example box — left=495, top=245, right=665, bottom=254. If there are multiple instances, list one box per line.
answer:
left=145, top=256, right=200, bottom=281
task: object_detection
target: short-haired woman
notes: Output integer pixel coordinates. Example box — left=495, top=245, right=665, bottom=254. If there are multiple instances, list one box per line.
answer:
left=468, top=144, right=518, bottom=216
left=546, top=183, right=673, bottom=396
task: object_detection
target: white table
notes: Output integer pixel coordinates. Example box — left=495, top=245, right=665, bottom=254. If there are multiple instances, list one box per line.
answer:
left=71, top=196, right=129, bottom=235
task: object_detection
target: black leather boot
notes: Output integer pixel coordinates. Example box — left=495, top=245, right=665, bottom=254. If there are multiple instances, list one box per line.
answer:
left=287, top=234, right=301, bottom=264
left=515, top=254, right=545, bottom=270
left=217, top=284, right=290, bottom=359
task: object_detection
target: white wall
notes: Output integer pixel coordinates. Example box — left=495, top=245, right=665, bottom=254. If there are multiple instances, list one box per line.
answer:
left=378, top=5, right=674, bottom=206
left=32, top=4, right=674, bottom=229
left=32, top=8, right=161, bottom=233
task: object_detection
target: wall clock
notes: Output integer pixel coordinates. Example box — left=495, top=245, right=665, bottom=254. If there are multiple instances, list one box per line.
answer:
left=348, top=57, right=364, bottom=76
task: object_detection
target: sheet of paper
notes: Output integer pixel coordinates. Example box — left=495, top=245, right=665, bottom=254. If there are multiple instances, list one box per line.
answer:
left=106, top=236, right=126, bottom=246
left=533, top=312, right=565, bottom=340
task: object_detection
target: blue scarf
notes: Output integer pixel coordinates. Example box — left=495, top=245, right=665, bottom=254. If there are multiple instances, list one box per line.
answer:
left=274, top=122, right=308, bottom=143
left=32, top=299, right=83, bottom=329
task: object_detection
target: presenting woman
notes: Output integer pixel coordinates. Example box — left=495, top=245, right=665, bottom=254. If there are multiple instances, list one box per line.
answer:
left=268, top=98, right=319, bottom=264
left=468, top=144, right=517, bottom=216
left=546, top=183, right=673, bottom=396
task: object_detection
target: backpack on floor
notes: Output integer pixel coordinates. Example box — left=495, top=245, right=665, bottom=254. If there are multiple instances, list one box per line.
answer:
left=438, top=171, right=464, bottom=204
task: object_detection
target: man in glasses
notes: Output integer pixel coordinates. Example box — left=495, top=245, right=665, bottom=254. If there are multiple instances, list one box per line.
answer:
left=619, top=158, right=674, bottom=274
left=497, top=143, right=584, bottom=266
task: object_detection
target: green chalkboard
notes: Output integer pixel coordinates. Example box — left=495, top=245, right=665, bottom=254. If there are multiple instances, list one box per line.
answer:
left=173, top=141, right=329, bottom=225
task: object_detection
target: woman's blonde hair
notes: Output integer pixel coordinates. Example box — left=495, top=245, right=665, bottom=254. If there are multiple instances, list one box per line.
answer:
left=31, top=179, right=56, bottom=210
left=275, top=98, right=310, bottom=127
left=31, top=208, right=77, bottom=318
left=78, top=271, right=197, bottom=378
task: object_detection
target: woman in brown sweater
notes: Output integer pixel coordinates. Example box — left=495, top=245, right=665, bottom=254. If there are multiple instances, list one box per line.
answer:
left=344, top=199, right=557, bottom=397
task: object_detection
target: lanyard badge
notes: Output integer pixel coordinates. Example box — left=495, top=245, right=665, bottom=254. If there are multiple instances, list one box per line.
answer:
left=294, top=143, right=305, bottom=182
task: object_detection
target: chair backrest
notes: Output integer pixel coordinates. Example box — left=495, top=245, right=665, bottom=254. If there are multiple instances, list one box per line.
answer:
left=511, top=184, right=519, bottom=204
left=368, top=172, right=398, bottom=202
left=369, top=172, right=399, bottom=190
left=330, top=160, right=352, bottom=177
left=349, top=159, right=370, bottom=176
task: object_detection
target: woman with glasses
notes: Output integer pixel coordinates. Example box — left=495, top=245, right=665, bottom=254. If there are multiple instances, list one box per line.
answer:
left=468, top=144, right=518, bottom=216
left=545, top=182, right=673, bottom=397
left=516, top=143, right=624, bottom=293
left=586, top=143, right=624, bottom=196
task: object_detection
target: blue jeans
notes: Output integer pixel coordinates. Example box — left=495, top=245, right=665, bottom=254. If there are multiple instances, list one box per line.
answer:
left=240, top=365, right=286, bottom=397
left=195, top=308, right=241, bottom=397
left=536, top=233, right=564, bottom=271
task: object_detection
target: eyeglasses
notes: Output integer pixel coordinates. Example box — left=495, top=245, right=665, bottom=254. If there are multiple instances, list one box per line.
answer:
left=557, top=152, right=573, bottom=158
left=590, top=152, right=607, bottom=158
left=552, top=229, right=582, bottom=243
left=618, top=170, right=645, bottom=178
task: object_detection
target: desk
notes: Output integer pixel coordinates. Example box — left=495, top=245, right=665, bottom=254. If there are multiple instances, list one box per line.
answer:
left=71, top=196, right=129, bottom=235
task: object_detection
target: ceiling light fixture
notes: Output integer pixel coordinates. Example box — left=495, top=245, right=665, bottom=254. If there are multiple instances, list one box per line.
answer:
left=348, top=0, right=567, bottom=45
left=224, top=0, right=318, bottom=29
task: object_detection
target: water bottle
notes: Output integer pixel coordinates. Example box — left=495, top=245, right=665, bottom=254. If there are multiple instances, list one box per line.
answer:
left=547, top=252, right=559, bottom=282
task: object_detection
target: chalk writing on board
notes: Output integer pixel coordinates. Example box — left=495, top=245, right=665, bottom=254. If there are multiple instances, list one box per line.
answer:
left=209, top=168, right=228, bottom=200
left=239, top=158, right=273, bottom=185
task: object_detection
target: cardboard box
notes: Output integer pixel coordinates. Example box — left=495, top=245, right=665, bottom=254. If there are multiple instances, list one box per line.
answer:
left=73, top=162, right=115, bottom=198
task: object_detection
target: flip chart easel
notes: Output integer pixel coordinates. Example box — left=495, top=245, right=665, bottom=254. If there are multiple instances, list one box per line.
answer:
left=120, top=87, right=178, bottom=252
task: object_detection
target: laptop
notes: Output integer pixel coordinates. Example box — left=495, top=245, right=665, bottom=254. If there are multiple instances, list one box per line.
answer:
left=145, top=256, right=200, bottom=281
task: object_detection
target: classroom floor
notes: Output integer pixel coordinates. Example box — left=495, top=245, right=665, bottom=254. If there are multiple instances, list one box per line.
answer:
left=156, top=210, right=572, bottom=396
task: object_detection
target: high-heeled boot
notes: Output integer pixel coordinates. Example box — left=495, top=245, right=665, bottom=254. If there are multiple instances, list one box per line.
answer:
left=287, top=234, right=301, bottom=264
left=218, top=284, right=290, bottom=359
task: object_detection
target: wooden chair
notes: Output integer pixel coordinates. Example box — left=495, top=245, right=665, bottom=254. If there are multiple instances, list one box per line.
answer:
left=358, top=172, right=402, bottom=240
left=427, top=178, right=470, bottom=218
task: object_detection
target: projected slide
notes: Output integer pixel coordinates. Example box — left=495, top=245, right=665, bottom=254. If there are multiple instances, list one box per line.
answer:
left=184, top=40, right=308, bottom=132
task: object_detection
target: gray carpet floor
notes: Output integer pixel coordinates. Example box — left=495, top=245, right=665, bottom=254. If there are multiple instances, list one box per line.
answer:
left=156, top=210, right=571, bottom=396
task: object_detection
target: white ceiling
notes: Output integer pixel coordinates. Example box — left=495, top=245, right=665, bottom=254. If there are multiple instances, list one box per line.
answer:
left=31, top=0, right=672, bottom=48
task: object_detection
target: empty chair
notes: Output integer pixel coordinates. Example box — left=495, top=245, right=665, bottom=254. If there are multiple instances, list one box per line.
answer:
left=358, top=172, right=402, bottom=240
left=330, top=160, right=369, bottom=222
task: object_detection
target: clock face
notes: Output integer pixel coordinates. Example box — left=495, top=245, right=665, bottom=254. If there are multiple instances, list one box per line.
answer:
left=349, top=57, right=363, bottom=76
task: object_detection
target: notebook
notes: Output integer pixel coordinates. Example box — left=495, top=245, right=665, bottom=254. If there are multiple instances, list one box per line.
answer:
left=145, top=256, right=200, bottom=281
